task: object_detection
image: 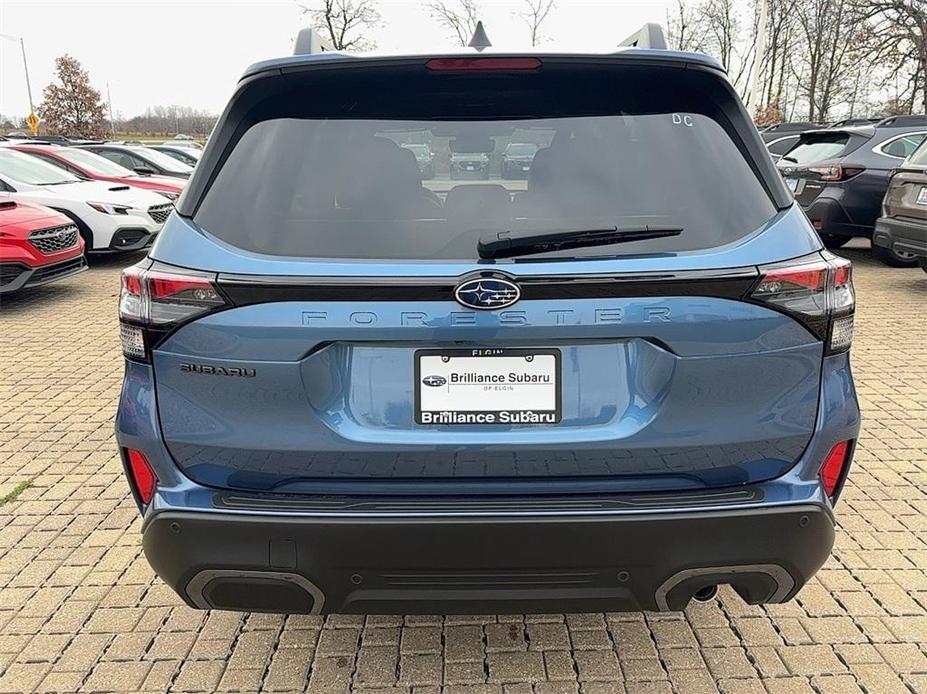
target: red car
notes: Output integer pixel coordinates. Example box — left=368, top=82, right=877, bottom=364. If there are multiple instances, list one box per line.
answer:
left=0, top=195, right=87, bottom=295
left=10, top=144, right=184, bottom=201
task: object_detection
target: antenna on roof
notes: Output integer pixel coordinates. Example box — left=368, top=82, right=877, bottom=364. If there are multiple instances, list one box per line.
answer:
left=468, top=21, right=492, bottom=52
left=618, top=23, right=667, bottom=50
left=294, top=27, right=334, bottom=55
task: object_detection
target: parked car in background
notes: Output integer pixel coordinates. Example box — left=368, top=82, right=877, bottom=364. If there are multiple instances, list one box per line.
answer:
left=501, top=142, right=539, bottom=178
left=0, top=148, right=172, bottom=253
left=164, top=136, right=203, bottom=150
left=117, top=38, right=859, bottom=616
left=873, top=138, right=927, bottom=272
left=449, top=150, right=490, bottom=179
left=11, top=144, right=184, bottom=201
left=760, top=122, right=817, bottom=160
left=0, top=196, right=86, bottom=294
left=401, top=144, right=435, bottom=179
left=77, top=143, right=194, bottom=179
left=777, top=115, right=927, bottom=266
left=150, top=144, right=201, bottom=168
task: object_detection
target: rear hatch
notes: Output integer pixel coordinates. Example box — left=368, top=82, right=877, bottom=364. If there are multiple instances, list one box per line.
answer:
left=883, top=146, right=927, bottom=224
left=778, top=128, right=872, bottom=205
left=135, top=55, right=837, bottom=496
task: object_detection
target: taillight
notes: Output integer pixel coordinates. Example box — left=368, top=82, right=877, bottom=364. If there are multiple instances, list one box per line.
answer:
left=425, top=57, right=542, bottom=71
left=808, top=164, right=865, bottom=181
left=819, top=440, right=851, bottom=499
left=751, top=254, right=854, bottom=353
left=125, top=448, right=157, bottom=505
left=119, top=262, right=227, bottom=361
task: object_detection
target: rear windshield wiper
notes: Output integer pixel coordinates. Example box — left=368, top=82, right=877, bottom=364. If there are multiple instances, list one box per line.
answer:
left=779, top=156, right=798, bottom=163
left=477, top=225, right=684, bottom=260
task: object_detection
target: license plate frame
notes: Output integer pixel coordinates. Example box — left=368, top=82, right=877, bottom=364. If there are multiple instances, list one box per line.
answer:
left=415, top=348, right=561, bottom=425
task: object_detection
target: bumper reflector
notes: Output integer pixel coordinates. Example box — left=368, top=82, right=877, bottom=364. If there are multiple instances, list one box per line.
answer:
left=820, top=441, right=850, bottom=498
left=126, top=449, right=157, bottom=504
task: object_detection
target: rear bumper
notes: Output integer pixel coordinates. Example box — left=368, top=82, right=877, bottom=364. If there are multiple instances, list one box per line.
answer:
left=799, top=197, right=871, bottom=238
left=873, top=216, right=927, bottom=258
left=142, top=501, right=834, bottom=614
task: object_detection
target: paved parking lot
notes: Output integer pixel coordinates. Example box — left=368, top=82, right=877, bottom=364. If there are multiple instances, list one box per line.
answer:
left=0, top=243, right=925, bottom=694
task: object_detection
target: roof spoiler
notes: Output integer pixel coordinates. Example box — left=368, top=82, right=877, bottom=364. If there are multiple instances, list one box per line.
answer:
left=294, top=28, right=334, bottom=55
left=618, top=23, right=667, bottom=50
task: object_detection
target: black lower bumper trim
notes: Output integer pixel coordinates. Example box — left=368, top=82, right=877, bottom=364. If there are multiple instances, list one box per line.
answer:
left=105, top=228, right=157, bottom=252
left=873, top=217, right=927, bottom=257
left=143, top=504, right=834, bottom=614
left=0, top=257, right=86, bottom=294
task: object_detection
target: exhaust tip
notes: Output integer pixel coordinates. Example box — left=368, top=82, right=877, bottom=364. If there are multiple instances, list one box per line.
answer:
left=693, top=585, right=718, bottom=602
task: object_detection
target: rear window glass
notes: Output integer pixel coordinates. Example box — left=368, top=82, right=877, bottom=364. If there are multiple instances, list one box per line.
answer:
left=767, top=136, right=799, bottom=155
left=909, top=140, right=927, bottom=165
left=783, top=134, right=850, bottom=164
left=193, top=67, right=777, bottom=260
left=505, top=143, right=540, bottom=156
left=880, top=133, right=926, bottom=159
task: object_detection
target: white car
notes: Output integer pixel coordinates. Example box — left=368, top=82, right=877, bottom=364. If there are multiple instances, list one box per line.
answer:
left=151, top=144, right=201, bottom=167
left=0, top=148, right=171, bottom=253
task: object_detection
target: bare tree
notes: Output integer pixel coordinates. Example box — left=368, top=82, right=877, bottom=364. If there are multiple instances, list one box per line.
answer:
left=297, top=0, right=381, bottom=51
left=427, top=0, right=481, bottom=47
left=792, top=0, right=862, bottom=121
left=666, top=0, right=707, bottom=52
left=519, top=0, right=555, bottom=47
left=852, top=0, right=927, bottom=113
left=667, top=0, right=757, bottom=96
left=759, top=0, right=798, bottom=114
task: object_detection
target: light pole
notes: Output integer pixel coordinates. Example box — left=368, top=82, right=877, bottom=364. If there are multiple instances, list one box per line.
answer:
left=0, top=33, right=36, bottom=118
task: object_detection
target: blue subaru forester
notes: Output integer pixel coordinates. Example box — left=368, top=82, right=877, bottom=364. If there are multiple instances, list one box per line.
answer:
left=116, top=26, right=860, bottom=615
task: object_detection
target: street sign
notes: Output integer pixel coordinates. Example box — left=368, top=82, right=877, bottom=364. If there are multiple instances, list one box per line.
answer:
left=26, top=112, right=39, bottom=135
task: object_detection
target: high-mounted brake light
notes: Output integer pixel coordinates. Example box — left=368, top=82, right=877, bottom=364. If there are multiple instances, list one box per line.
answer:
left=125, top=448, right=157, bottom=505
left=425, top=57, right=542, bottom=71
left=751, top=254, right=854, bottom=353
left=118, top=262, right=227, bottom=361
left=819, top=440, right=852, bottom=498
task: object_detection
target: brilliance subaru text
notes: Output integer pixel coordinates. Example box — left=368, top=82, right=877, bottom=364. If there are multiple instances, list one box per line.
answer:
left=116, top=26, right=860, bottom=615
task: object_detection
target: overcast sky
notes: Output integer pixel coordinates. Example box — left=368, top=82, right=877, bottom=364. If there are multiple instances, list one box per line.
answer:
left=1, top=0, right=674, bottom=120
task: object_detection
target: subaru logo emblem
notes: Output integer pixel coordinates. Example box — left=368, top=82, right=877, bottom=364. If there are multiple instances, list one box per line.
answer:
left=422, top=375, right=446, bottom=387
left=454, top=276, right=521, bottom=310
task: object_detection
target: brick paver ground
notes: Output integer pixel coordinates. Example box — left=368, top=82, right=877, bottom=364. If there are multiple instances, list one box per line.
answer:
left=0, top=242, right=925, bottom=693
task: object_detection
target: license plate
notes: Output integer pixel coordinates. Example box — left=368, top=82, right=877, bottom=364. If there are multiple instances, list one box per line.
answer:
left=917, top=186, right=927, bottom=205
left=415, top=348, right=561, bottom=425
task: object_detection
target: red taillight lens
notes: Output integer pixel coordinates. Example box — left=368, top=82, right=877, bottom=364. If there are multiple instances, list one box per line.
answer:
left=751, top=255, right=855, bottom=353
left=819, top=441, right=851, bottom=498
left=119, top=263, right=227, bottom=361
left=126, top=448, right=157, bottom=504
left=757, top=264, right=828, bottom=292
left=425, top=57, right=542, bottom=71
left=808, top=164, right=865, bottom=182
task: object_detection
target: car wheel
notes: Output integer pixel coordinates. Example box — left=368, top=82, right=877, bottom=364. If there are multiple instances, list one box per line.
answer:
left=872, top=244, right=920, bottom=268
left=819, top=233, right=850, bottom=249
